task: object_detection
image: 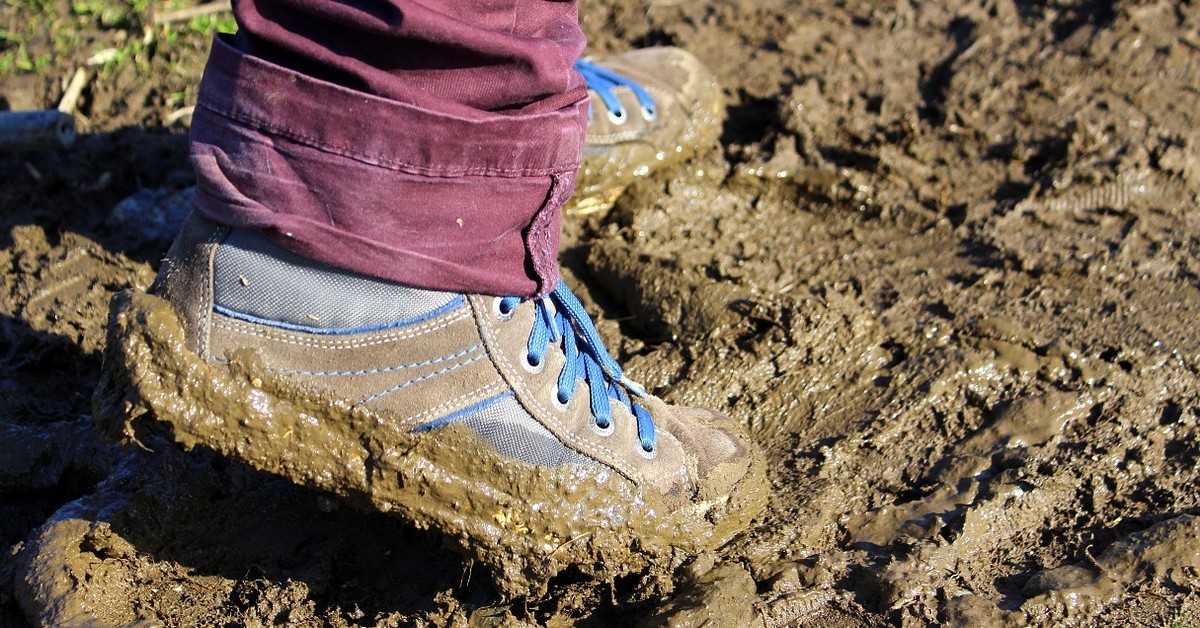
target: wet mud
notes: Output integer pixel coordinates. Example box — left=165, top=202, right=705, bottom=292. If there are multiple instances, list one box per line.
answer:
left=3, top=0, right=1200, bottom=625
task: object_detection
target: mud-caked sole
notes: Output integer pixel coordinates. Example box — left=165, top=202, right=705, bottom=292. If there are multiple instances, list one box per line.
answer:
left=93, top=290, right=769, bottom=598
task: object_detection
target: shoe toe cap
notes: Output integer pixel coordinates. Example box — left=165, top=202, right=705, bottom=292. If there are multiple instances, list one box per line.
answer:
left=641, top=397, right=760, bottom=505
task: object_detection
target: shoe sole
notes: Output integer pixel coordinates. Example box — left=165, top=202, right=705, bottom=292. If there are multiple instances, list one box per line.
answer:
left=94, top=290, right=769, bottom=598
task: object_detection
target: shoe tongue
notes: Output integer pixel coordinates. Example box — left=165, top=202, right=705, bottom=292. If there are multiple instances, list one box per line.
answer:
left=213, top=228, right=458, bottom=331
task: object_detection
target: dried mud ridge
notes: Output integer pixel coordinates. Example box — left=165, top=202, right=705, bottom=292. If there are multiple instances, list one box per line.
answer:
left=4, top=0, right=1200, bottom=625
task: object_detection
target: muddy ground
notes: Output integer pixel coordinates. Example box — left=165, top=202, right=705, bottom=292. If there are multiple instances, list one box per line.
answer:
left=3, top=0, right=1200, bottom=625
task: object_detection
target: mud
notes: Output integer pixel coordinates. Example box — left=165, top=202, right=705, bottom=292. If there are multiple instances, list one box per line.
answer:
left=3, top=0, right=1200, bottom=625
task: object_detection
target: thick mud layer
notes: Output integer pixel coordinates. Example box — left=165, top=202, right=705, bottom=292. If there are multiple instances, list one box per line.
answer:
left=85, top=288, right=767, bottom=600
left=3, top=0, right=1200, bottom=625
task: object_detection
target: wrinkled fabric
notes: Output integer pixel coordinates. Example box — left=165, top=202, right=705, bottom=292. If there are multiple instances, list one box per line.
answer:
left=190, top=0, right=588, bottom=297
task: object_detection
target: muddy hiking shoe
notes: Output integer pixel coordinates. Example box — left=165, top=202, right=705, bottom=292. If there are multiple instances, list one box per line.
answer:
left=570, top=47, right=725, bottom=215
left=94, top=214, right=768, bottom=597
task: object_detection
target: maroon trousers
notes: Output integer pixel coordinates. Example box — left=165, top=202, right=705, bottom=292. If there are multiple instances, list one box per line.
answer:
left=189, top=0, right=588, bottom=297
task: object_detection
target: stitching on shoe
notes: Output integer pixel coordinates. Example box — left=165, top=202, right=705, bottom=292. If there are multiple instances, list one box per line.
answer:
left=211, top=295, right=465, bottom=336
left=404, top=380, right=507, bottom=428
left=198, top=225, right=227, bottom=357
left=212, top=306, right=470, bottom=349
left=264, top=344, right=484, bottom=377
left=360, top=352, right=487, bottom=403
left=469, top=296, right=638, bottom=481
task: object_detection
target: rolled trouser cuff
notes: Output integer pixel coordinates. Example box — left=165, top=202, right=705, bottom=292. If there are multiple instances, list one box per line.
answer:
left=189, top=35, right=587, bottom=297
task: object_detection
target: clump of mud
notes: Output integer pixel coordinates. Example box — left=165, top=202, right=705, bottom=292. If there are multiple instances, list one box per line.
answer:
left=4, top=0, right=1200, bottom=625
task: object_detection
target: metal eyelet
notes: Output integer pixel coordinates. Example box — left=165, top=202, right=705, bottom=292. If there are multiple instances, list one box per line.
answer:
left=521, top=348, right=545, bottom=375
left=551, top=388, right=571, bottom=412
left=606, top=106, right=628, bottom=125
left=591, top=418, right=615, bottom=437
left=640, top=104, right=657, bottom=122
left=638, top=442, right=658, bottom=460
left=492, top=296, right=515, bottom=321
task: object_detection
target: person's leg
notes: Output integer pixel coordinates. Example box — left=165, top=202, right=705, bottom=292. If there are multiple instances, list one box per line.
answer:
left=189, top=0, right=587, bottom=297
left=99, top=0, right=766, bottom=593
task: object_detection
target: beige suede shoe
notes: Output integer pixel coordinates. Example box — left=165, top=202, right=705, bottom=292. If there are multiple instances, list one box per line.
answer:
left=94, top=214, right=767, bottom=597
left=570, top=48, right=725, bottom=215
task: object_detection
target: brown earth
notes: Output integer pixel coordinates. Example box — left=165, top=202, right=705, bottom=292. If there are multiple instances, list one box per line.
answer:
left=3, top=0, right=1200, bottom=625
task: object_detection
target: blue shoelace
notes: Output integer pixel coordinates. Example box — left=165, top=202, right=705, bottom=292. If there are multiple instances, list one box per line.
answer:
left=498, top=283, right=657, bottom=454
left=575, top=58, right=658, bottom=125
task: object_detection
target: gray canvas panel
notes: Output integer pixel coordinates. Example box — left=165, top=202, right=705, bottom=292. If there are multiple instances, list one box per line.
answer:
left=213, top=228, right=458, bottom=330
left=457, top=396, right=595, bottom=467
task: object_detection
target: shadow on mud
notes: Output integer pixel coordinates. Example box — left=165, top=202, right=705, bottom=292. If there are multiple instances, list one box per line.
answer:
left=0, top=314, right=118, bottom=627
left=1, top=121, right=189, bottom=625
left=14, top=431, right=667, bottom=624
left=0, top=126, right=193, bottom=265
left=8, top=396, right=501, bottom=622
left=96, top=445, right=478, bottom=619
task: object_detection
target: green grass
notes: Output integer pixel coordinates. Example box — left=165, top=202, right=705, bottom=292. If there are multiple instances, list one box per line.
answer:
left=0, top=0, right=234, bottom=81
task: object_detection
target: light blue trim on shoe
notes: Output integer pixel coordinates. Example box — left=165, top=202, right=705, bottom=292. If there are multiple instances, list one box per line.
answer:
left=414, top=391, right=514, bottom=432
left=359, top=350, right=487, bottom=404
left=212, top=295, right=465, bottom=336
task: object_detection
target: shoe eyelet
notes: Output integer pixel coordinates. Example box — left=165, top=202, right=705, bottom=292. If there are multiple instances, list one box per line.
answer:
left=591, top=418, right=615, bottom=437
left=492, top=296, right=515, bottom=321
left=606, top=106, right=628, bottom=125
left=640, top=104, right=657, bottom=122
left=638, top=443, right=657, bottom=460
left=551, top=389, right=571, bottom=412
left=521, top=349, right=545, bottom=375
